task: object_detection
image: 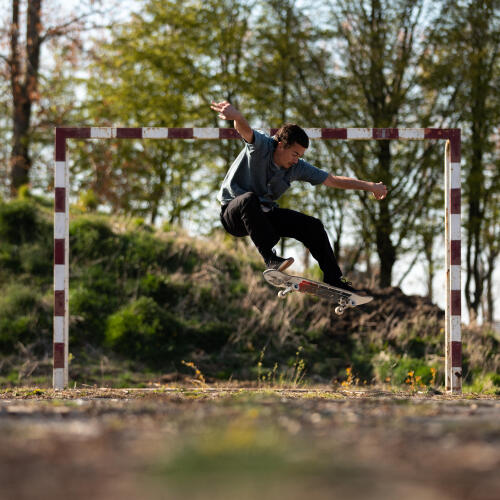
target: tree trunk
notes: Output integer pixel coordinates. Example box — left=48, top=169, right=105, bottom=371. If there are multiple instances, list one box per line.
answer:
left=374, top=141, right=396, bottom=288
left=423, top=230, right=435, bottom=302
left=9, top=0, right=42, bottom=196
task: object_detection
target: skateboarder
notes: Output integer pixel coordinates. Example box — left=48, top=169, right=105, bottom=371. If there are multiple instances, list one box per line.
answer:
left=211, top=100, right=387, bottom=293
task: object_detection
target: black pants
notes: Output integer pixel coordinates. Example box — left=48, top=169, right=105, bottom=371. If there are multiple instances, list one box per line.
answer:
left=220, top=192, right=342, bottom=283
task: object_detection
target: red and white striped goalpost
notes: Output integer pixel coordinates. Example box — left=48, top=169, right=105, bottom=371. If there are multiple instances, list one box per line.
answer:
left=53, top=127, right=462, bottom=393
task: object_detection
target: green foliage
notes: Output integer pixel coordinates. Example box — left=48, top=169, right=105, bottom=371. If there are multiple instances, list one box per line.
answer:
left=0, top=198, right=497, bottom=391
left=70, top=217, right=116, bottom=260
left=374, top=355, right=439, bottom=387
left=0, top=200, right=40, bottom=244
left=105, top=297, right=187, bottom=367
left=0, top=283, right=50, bottom=354
left=78, top=189, right=99, bottom=212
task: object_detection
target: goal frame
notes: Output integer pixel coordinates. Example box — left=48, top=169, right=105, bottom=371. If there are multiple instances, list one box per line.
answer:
left=53, top=126, right=462, bottom=393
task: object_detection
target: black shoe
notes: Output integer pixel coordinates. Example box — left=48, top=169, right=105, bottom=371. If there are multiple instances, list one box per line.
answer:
left=327, top=276, right=359, bottom=294
left=265, top=251, right=294, bottom=272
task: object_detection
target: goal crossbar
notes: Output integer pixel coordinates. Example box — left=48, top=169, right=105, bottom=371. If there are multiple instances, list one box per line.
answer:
left=53, top=127, right=462, bottom=393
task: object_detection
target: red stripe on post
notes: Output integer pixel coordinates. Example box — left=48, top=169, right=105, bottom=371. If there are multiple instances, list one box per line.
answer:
left=55, top=127, right=92, bottom=160
left=55, top=188, right=65, bottom=212
left=450, top=188, right=461, bottom=214
left=54, top=343, right=65, bottom=368
left=117, top=128, right=142, bottom=139
left=219, top=128, right=241, bottom=139
left=373, top=128, right=399, bottom=139
left=425, top=129, right=448, bottom=139
left=54, top=290, right=65, bottom=316
left=168, top=128, right=193, bottom=139
left=451, top=341, right=462, bottom=367
left=451, top=290, right=461, bottom=315
left=61, top=127, right=91, bottom=139
left=451, top=240, right=461, bottom=265
left=449, top=132, right=461, bottom=162
left=55, top=129, right=66, bottom=162
left=54, top=239, right=65, bottom=265
left=322, top=128, right=347, bottom=139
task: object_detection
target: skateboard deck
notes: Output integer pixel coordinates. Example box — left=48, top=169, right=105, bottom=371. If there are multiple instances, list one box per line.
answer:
left=263, top=269, right=373, bottom=315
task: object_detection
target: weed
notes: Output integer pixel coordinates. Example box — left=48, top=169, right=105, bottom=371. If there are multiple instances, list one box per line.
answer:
left=182, top=360, right=206, bottom=387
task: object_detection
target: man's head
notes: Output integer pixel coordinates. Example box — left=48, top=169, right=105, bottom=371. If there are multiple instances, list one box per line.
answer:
left=275, top=123, right=309, bottom=149
left=273, top=123, right=309, bottom=169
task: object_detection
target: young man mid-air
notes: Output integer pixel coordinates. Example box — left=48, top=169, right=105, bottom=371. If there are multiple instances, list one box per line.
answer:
left=211, top=101, right=387, bottom=293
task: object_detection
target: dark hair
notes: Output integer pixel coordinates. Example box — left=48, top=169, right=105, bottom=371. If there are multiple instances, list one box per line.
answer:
left=275, top=123, right=309, bottom=149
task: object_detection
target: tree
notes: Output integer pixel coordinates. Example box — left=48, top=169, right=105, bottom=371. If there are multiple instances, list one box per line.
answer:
left=428, top=0, right=499, bottom=321
left=80, top=0, right=256, bottom=225
left=323, top=0, right=444, bottom=288
left=0, top=0, right=112, bottom=196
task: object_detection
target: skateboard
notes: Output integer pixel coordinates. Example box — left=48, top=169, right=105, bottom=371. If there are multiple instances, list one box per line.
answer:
left=263, top=269, right=373, bottom=315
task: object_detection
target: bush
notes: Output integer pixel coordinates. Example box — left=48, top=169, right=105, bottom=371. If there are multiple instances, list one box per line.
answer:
left=70, top=217, right=117, bottom=261
left=138, top=273, right=189, bottom=306
left=0, top=283, right=51, bottom=353
left=105, top=297, right=188, bottom=367
left=70, top=268, right=122, bottom=346
left=0, top=200, right=42, bottom=244
left=373, top=353, right=439, bottom=386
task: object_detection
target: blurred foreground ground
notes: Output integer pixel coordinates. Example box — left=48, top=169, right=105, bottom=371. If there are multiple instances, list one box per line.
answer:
left=0, top=387, right=499, bottom=500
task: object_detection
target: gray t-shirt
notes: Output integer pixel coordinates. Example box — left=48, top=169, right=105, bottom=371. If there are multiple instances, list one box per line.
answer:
left=217, top=129, right=329, bottom=207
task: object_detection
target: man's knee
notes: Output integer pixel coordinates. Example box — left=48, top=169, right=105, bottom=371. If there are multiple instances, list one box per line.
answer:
left=239, top=192, right=261, bottom=212
left=309, top=216, right=325, bottom=233
left=240, top=192, right=259, bottom=204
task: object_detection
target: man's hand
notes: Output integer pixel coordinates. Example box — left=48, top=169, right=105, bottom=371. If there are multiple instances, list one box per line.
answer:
left=210, top=101, right=242, bottom=121
left=372, top=182, right=388, bottom=200
left=323, top=175, right=388, bottom=200
left=210, top=100, right=254, bottom=143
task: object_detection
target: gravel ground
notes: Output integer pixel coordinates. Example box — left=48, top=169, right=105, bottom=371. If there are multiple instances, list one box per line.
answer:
left=0, top=387, right=499, bottom=500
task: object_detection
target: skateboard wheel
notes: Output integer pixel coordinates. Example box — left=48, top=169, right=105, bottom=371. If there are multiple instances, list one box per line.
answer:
left=335, top=306, right=344, bottom=315
left=278, top=290, right=287, bottom=299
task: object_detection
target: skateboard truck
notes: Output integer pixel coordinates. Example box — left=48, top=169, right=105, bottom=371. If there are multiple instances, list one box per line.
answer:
left=277, top=283, right=299, bottom=298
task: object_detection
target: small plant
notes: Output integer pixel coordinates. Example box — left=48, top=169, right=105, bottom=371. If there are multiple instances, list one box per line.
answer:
left=341, top=367, right=354, bottom=388
left=290, top=347, right=306, bottom=388
left=182, top=360, right=206, bottom=387
left=405, top=371, right=427, bottom=391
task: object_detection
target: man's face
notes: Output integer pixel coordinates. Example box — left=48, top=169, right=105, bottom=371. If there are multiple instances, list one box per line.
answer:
left=274, top=142, right=306, bottom=168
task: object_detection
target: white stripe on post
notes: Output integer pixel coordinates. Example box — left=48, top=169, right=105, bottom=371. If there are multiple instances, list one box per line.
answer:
left=347, top=128, right=372, bottom=139
left=451, top=325, right=461, bottom=340
left=54, top=213, right=66, bottom=239
left=91, top=127, right=117, bottom=139
left=398, top=129, right=425, bottom=140
left=194, top=128, right=219, bottom=139
left=142, top=127, right=169, bottom=139
left=450, top=265, right=460, bottom=291
left=450, top=162, right=461, bottom=189
left=53, top=368, right=65, bottom=390
left=54, top=317, right=65, bottom=343
left=55, top=162, right=66, bottom=188
left=305, top=128, right=322, bottom=139
left=450, top=215, right=461, bottom=240
left=54, top=265, right=65, bottom=290
left=451, top=316, right=461, bottom=341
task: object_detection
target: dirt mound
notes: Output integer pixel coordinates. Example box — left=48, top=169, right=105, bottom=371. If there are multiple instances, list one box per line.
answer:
left=343, top=286, right=443, bottom=333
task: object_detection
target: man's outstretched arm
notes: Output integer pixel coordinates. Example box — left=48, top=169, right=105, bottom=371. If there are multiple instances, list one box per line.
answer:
left=323, top=174, right=388, bottom=200
left=210, top=101, right=254, bottom=143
